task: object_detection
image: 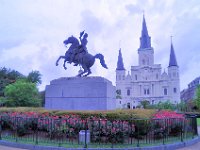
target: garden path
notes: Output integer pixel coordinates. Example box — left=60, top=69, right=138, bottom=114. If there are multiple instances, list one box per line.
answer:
left=0, top=145, right=27, bottom=150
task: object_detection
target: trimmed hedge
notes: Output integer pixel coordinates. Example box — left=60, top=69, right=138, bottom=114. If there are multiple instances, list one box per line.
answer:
left=0, top=107, right=156, bottom=119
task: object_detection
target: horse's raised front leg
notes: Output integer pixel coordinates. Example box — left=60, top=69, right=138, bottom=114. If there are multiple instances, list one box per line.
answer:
left=63, top=59, right=67, bottom=70
left=56, top=56, right=65, bottom=66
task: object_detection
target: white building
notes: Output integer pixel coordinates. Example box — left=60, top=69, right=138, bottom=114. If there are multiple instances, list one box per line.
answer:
left=116, top=16, right=180, bottom=109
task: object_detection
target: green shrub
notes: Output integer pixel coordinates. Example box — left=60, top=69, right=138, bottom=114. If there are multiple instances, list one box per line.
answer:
left=4, top=79, right=41, bottom=107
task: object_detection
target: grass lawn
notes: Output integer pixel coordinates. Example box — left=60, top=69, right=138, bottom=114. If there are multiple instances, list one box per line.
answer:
left=197, top=118, right=200, bottom=126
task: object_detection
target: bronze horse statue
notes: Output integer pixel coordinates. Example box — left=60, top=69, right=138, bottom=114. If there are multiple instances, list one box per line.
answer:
left=56, top=36, right=108, bottom=77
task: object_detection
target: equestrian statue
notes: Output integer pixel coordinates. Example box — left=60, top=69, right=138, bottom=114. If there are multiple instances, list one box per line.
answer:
left=56, top=31, right=108, bottom=77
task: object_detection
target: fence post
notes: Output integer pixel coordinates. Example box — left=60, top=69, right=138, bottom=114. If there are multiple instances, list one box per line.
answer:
left=98, top=119, right=101, bottom=145
left=84, top=119, right=88, bottom=148
left=15, top=117, right=18, bottom=143
left=35, top=117, right=38, bottom=145
left=0, top=116, right=2, bottom=140
left=162, top=119, right=165, bottom=145
left=130, top=120, right=132, bottom=144
left=137, top=121, right=140, bottom=147
left=111, top=120, right=114, bottom=148
left=189, top=116, right=198, bottom=138
left=181, top=118, right=184, bottom=142
left=193, top=117, right=198, bottom=136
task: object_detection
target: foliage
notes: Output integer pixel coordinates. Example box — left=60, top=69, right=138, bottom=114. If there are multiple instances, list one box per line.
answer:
left=195, top=86, right=200, bottom=110
left=0, top=110, right=188, bottom=143
left=152, top=110, right=184, bottom=119
left=0, top=67, right=24, bottom=96
left=186, top=100, right=197, bottom=112
left=152, top=110, right=185, bottom=138
left=0, top=67, right=42, bottom=100
left=131, top=120, right=149, bottom=139
left=176, top=101, right=187, bottom=112
left=147, top=100, right=176, bottom=110
left=90, top=119, right=132, bottom=143
left=197, top=118, right=200, bottom=126
left=27, top=70, right=42, bottom=85
left=4, top=80, right=41, bottom=107
left=0, top=107, right=156, bottom=120
left=0, top=97, right=7, bottom=107
left=140, top=100, right=150, bottom=109
left=39, top=90, right=45, bottom=107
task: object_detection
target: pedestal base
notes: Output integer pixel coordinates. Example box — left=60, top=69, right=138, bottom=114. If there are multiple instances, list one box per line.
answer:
left=45, top=76, right=116, bottom=110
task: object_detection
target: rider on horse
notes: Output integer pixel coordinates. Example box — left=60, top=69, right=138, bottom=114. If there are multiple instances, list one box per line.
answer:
left=69, top=31, right=88, bottom=65
left=56, top=31, right=108, bottom=77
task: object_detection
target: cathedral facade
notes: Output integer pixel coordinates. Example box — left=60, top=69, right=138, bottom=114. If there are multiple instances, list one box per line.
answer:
left=116, top=16, right=180, bottom=109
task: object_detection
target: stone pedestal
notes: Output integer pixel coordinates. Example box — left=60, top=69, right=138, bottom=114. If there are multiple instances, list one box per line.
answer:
left=45, top=76, right=116, bottom=110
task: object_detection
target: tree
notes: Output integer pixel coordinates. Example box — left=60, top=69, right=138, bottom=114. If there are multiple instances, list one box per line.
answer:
left=39, top=90, right=45, bottom=107
left=4, top=79, right=41, bottom=107
left=140, top=100, right=150, bottom=109
left=176, top=101, right=186, bottom=112
left=0, top=67, right=24, bottom=96
left=27, top=70, right=42, bottom=85
left=195, top=86, right=200, bottom=110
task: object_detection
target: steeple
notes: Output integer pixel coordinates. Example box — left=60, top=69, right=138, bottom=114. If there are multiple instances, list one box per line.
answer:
left=139, top=14, right=151, bottom=49
left=169, top=40, right=178, bottom=67
left=116, top=48, right=125, bottom=70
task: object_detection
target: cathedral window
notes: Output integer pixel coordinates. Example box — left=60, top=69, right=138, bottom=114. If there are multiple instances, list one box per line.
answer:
left=119, top=101, right=121, bottom=104
left=127, top=89, right=130, bottom=96
left=147, top=89, right=150, bottom=95
left=156, top=74, right=158, bottom=79
left=123, top=75, right=125, bottom=80
left=173, top=88, right=177, bottom=93
left=164, top=88, right=167, bottom=95
left=142, top=59, right=145, bottom=65
left=135, top=75, right=137, bottom=80
left=152, top=84, right=154, bottom=95
left=144, top=88, right=150, bottom=95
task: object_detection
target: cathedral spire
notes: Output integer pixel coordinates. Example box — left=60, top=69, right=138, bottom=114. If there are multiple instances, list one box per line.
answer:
left=139, top=14, right=151, bottom=49
left=116, top=48, right=125, bottom=70
left=169, top=39, right=178, bottom=67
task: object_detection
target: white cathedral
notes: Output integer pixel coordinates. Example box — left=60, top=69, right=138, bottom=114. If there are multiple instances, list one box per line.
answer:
left=116, top=16, right=180, bottom=109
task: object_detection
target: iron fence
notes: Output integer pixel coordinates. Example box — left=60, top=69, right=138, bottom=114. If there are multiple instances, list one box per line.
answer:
left=0, top=116, right=198, bottom=148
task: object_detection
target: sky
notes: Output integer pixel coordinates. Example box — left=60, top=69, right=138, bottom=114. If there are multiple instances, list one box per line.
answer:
left=0, top=0, right=200, bottom=91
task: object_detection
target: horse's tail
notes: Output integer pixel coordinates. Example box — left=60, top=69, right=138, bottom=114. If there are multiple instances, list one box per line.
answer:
left=94, top=53, right=108, bottom=69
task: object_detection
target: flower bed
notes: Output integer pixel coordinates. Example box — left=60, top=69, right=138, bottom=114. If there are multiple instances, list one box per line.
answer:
left=0, top=109, right=195, bottom=148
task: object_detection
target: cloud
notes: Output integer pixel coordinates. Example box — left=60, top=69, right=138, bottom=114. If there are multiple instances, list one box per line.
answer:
left=125, top=4, right=142, bottom=15
left=80, top=10, right=103, bottom=36
left=0, top=0, right=200, bottom=92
